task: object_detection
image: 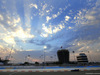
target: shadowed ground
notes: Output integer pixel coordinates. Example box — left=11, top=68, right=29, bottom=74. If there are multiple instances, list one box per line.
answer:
left=0, top=70, right=100, bottom=75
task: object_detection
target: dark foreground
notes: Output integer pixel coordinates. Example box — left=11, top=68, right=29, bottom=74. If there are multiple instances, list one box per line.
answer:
left=0, top=70, right=100, bottom=75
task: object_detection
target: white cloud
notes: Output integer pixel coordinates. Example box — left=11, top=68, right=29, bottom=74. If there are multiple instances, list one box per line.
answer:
left=13, top=17, right=20, bottom=24
left=52, top=25, right=65, bottom=33
left=73, top=2, right=100, bottom=26
left=42, top=24, right=52, bottom=34
left=40, top=33, right=48, bottom=37
left=52, top=14, right=57, bottom=18
left=7, top=16, right=11, bottom=20
left=46, top=10, right=49, bottom=13
left=68, top=26, right=73, bottom=29
left=46, top=13, right=59, bottom=23
left=29, top=4, right=38, bottom=9
left=0, top=23, right=8, bottom=32
left=46, top=6, right=54, bottom=13
left=46, top=16, right=51, bottom=23
left=52, top=11, right=61, bottom=19
left=41, top=24, right=65, bottom=37
left=78, top=11, right=82, bottom=16
left=74, top=17, right=76, bottom=19
left=3, top=36, right=16, bottom=44
left=0, top=25, right=34, bottom=44
left=39, top=11, right=44, bottom=17
left=0, top=14, right=4, bottom=21
left=53, top=27, right=61, bottom=33
left=5, top=16, right=34, bottom=40
left=59, top=24, right=65, bottom=29
left=6, top=16, right=21, bottom=28
left=0, top=12, right=34, bottom=44
left=42, top=24, right=65, bottom=34
left=11, top=26, right=34, bottom=40
left=65, top=16, right=70, bottom=21
left=42, top=4, right=47, bottom=10
left=7, top=21, right=11, bottom=25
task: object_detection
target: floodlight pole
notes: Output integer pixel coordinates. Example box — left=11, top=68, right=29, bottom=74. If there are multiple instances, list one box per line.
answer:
left=9, top=45, right=13, bottom=60
left=43, top=49, right=46, bottom=69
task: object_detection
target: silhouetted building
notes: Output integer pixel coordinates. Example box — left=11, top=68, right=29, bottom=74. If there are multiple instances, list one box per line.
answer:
left=77, top=53, right=88, bottom=65
left=57, top=49, right=69, bottom=64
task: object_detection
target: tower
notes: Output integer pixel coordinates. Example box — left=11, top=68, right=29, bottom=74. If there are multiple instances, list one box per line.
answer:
left=57, top=49, right=69, bottom=64
left=77, top=53, right=88, bottom=65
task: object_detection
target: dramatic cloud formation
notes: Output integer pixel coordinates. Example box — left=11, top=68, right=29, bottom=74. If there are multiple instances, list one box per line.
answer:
left=0, top=0, right=100, bottom=63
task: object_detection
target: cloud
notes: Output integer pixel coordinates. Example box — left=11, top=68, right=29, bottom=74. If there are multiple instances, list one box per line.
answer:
left=46, top=10, right=49, bottom=13
left=3, top=36, right=16, bottom=44
left=6, top=17, right=21, bottom=27
left=65, top=15, right=70, bottom=21
left=42, top=24, right=52, bottom=34
left=52, top=24, right=65, bottom=33
left=53, top=27, right=61, bottom=33
left=46, top=16, right=51, bottom=23
left=0, top=9, right=34, bottom=44
left=41, top=23, right=65, bottom=37
left=46, top=6, right=54, bottom=13
left=29, top=4, right=38, bottom=9
left=52, top=11, right=60, bottom=19
left=68, top=26, right=73, bottom=29
left=11, top=26, right=34, bottom=40
left=85, top=14, right=96, bottom=20
left=0, top=14, right=22, bottom=32
left=52, top=14, right=57, bottom=18
left=46, top=9, right=63, bottom=21
left=73, top=2, right=100, bottom=26
left=0, top=14, right=4, bottom=21
left=0, top=18, right=34, bottom=44
left=38, top=4, right=53, bottom=17
left=42, top=4, right=47, bottom=10
left=46, top=12, right=61, bottom=23
left=40, top=33, right=48, bottom=37
left=13, top=17, right=20, bottom=24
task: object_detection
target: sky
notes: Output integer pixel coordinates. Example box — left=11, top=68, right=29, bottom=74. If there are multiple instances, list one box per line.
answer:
left=0, top=0, right=100, bottom=63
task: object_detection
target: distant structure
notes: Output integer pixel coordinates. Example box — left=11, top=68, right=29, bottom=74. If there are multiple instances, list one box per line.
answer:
left=77, top=53, right=88, bottom=65
left=57, top=49, right=69, bottom=64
